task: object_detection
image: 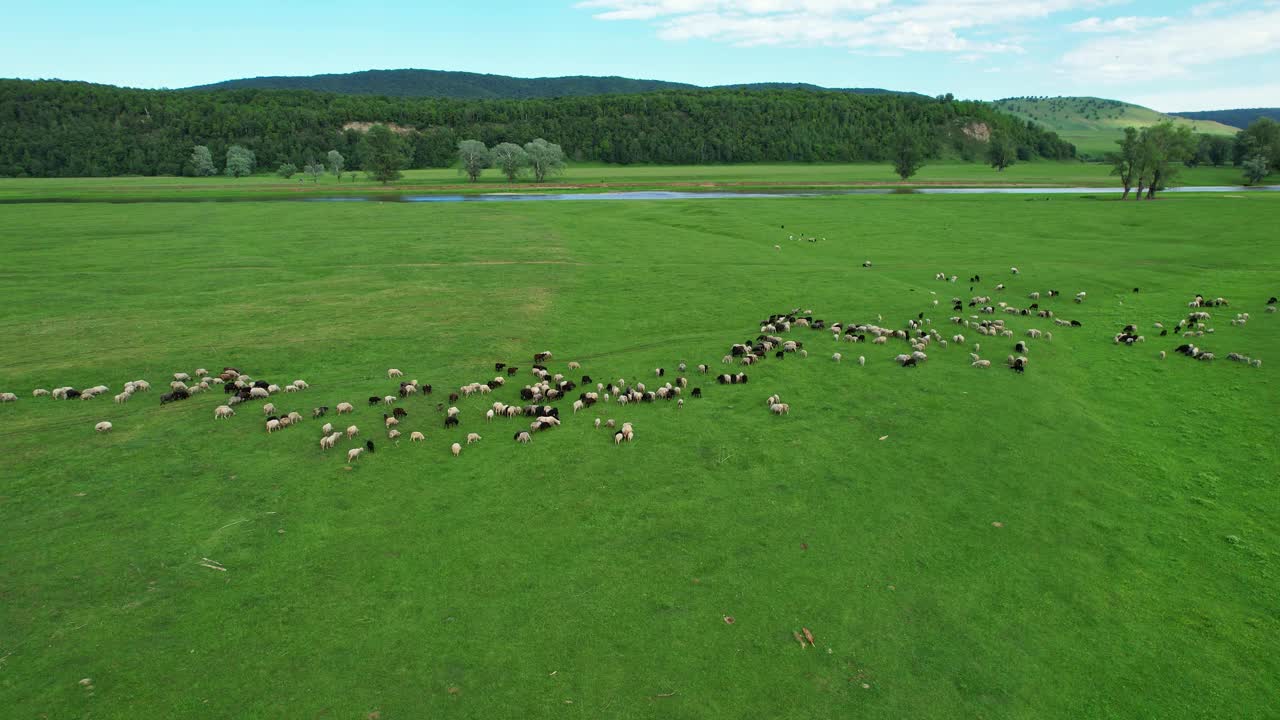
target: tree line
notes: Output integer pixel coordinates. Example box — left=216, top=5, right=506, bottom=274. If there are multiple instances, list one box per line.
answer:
left=1108, top=117, right=1277, bottom=197
left=0, top=79, right=1075, bottom=177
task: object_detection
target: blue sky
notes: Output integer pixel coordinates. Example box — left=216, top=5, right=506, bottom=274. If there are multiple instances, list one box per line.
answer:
left=1, top=0, right=1277, bottom=110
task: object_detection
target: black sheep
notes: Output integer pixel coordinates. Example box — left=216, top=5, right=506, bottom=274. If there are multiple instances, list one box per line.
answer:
left=581, top=375, right=592, bottom=384
left=253, top=380, right=270, bottom=390
left=1070, top=320, right=1082, bottom=327
left=444, top=416, right=459, bottom=428
left=1268, top=296, right=1277, bottom=305
left=367, top=396, right=381, bottom=406
left=313, top=406, right=329, bottom=418
left=393, top=407, right=407, bottom=418
left=692, top=388, right=702, bottom=398
left=506, top=367, right=518, bottom=376
left=365, top=440, right=375, bottom=453
left=223, top=383, right=237, bottom=394
left=495, top=362, right=506, bottom=371
left=448, top=392, right=460, bottom=404
left=775, top=351, right=785, bottom=359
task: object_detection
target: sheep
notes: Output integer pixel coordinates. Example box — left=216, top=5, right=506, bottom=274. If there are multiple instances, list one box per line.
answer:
left=568, top=361, right=581, bottom=370
left=447, top=406, right=460, bottom=418
left=698, top=364, right=709, bottom=374
left=614, top=431, right=625, bottom=445
left=113, top=392, right=131, bottom=404
left=94, top=421, right=113, bottom=433
left=250, top=387, right=269, bottom=399
left=1015, top=341, right=1028, bottom=354
left=266, top=419, right=281, bottom=433
left=267, top=384, right=282, bottom=395
left=263, top=403, right=276, bottom=415
left=346, top=425, right=359, bottom=439
left=333, top=402, right=353, bottom=416
left=606, top=419, right=616, bottom=429
left=678, top=399, right=684, bottom=409
left=383, top=395, right=396, bottom=406
left=388, top=368, right=404, bottom=378
left=321, top=422, right=334, bottom=434
left=134, top=380, right=151, bottom=392
left=215, top=405, right=235, bottom=419
left=384, top=415, right=399, bottom=428
left=770, top=403, right=790, bottom=415
left=284, top=411, right=301, bottom=424
left=409, top=431, right=425, bottom=442
left=467, top=433, right=482, bottom=444
left=32, top=389, right=49, bottom=398
left=451, top=443, right=462, bottom=457
left=594, top=418, right=602, bottom=429
left=347, top=447, right=363, bottom=463
left=573, top=400, right=584, bottom=414
left=278, top=415, right=293, bottom=428
left=387, top=429, right=402, bottom=441
left=293, top=380, right=309, bottom=390
left=832, top=353, right=842, bottom=362
left=319, top=433, right=336, bottom=451
left=515, top=431, right=532, bottom=444
left=1159, top=351, right=1167, bottom=359
left=312, top=406, right=329, bottom=418
left=173, top=372, right=190, bottom=382
left=485, top=409, right=495, bottom=422
left=972, top=359, right=991, bottom=368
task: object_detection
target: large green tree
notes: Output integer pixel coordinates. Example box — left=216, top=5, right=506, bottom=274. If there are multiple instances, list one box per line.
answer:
left=1242, top=155, right=1270, bottom=185
left=891, top=133, right=925, bottom=181
left=457, top=139, right=491, bottom=182
left=988, top=134, right=1015, bottom=172
left=1236, top=117, right=1279, bottom=168
left=524, top=139, right=566, bottom=182
left=1135, top=122, right=1194, bottom=200
left=224, top=145, right=255, bottom=178
left=360, top=125, right=403, bottom=184
left=190, top=145, right=216, bottom=176
left=491, top=142, right=528, bottom=183
left=1107, top=127, right=1141, bottom=199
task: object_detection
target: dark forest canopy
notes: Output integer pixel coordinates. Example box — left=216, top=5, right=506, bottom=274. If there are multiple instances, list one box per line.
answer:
left=1174, top=108, right=1280, bottom=130
left=185, top=68, right=928, bottom=100
left=0, top=79, right=1076, bottom=177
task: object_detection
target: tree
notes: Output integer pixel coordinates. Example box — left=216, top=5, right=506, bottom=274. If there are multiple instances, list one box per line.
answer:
left=224, top=145, right=255, bottom=178
left=1135, top=122, right=1194, bottom=200
left=523, top=138, right=566, bottom=182
left=456, top=139, right=491, bottom=182
left=988, top=135, right=1015, bottom=171
left=891, top=133, right=924, bottom=181
left=1242, top=154, right=1270, bottom=185
left=491, top=142, right=528, bottom=183
left=1108, top=127, right=1140, bottom=199
left=327, top=150, right=345, bottom=182
left=360, top=125, right=404, bottom=184
left=276, top=162, right=297, bottom=179
left=1236, top=117, right=1280, bottom=168
left=304, top=161, right=324, bottom=183
left=190, top=145, right=216, bottom=176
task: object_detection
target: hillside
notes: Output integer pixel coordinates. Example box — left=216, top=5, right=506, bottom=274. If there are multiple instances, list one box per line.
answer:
left=0, top=79, right=1074, bottom=177
left=993, top=97, right=1239, bottom=156
left=186, top=68, right=920, bottom=100
left=1175, top=108, right=1280, bottom=129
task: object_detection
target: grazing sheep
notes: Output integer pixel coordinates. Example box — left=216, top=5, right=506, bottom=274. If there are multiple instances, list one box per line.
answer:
left=972, top=359, right=991, bottom=368
left=514, top=431, right=532, bottom=444
left=410, top=431, right=425, bottom=442
left=447, top=406, right=460, bottom=418
left=278, top=415, right=293, bottom=428
left=832, top=353, right=842, bottom=362
left=384, top=415, right=399, bottom=428
left=573, top=400, right=584, bottom=414
left=346, top=425, right=359, bottom=438
left=444, top=416, right=459, bottom=429
left=336, top=402, right=354, bottom=415
left=568, top=361, right=581, bottom=370
left=467, top=433, right=482, bottom=444
left=770, top=403, right=790, bottom=415
left=266, top=419, right=281, bottom=433
left=94, top=421, right=112, bottom=433
left=347, top=447, right=363, bottom=463
left=322, top=422, right=334, bottom=434
left=250, top=387, right=269, bottom=399
left=485, top=409, right=495, bottom=422
left=267, top=384, right=282, bottom=394
left=387, top=429, right=402, bottom=441
left=319, top=433, right=337, bottom=450
left=173, top=372, right=190, bottom=382
left=32, top=389, right=49, bottom=397
left=383, top=395, right=396, bottom=406
left=1015, top=341, right=1028, bottom=354
left=263, top=403, right=276, bottom=416
left=215, top=405, right=235, bottom=419
left=451, top=443, right=462, bottom=457
left=1159, top=351, right=1167, bottom=359
left=388, top=368, right=404, bottom=378
left=134, top=380, right=151, bottom=392
left=113, top=392, right=130, bottom=404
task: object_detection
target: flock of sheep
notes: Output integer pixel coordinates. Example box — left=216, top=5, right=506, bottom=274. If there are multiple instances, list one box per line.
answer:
left=2, top=269, right=1271, bottom=464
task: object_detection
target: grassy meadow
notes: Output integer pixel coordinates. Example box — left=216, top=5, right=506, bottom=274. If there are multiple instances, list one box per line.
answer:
left=0, top=161, right=1268, bottom=202
left=992, top=98, right=1241, bottom=156
left=1, top=191, right=1278, bottom=719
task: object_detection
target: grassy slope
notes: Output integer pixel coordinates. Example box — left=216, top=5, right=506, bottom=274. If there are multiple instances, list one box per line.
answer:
left=1, top=195, right=1278, bottom=719
left=0, top=162, right=1266, bottom=202
left=993, top=97, right=1240, bottom=156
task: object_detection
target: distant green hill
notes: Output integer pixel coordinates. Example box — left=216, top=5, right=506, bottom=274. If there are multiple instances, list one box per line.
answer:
left=186, top=68, right=921, bottom=100
left=993, top=97, right=1239, bottom=157
left=1174, top=108, right=1280, bottom=129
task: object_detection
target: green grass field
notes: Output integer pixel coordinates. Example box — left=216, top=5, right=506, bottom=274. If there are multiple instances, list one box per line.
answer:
left=992, top=97, right=1241, bottom=157
left=2, top=192, right=1278, bottom=719
left=0, top=161, right=1267, bottom=202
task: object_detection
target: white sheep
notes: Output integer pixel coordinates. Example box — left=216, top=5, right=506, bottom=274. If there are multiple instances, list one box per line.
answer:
left=972, top=359, right=991, bottom=368
left=266, top=419, right=281, bottom=433
left=410, top=431, right=426, bottom=442
left=267, top=384, right=282, bottom=394
left=215, top=405, right=235, bottom=419
left=573, top=400, right=584, bottom=414
left=447, top=406, right=459, bottom=418
left=250, top=387, right=269, bottom=399
left=516, top=431, right=532, bottom=444
left=347, top=447, right=363, bottom=463
left=832, top=353, right=842, bottom=362
left=321, top=422, right=334, bottom=434
left=451, top=443, right=462, bottom=457
left=32, top=389, right=49, bottom=398
left=388, top=429, right=402, bottom=440
left=346, top=425, right=359, bottom=438
left=113, top=392, right=131, bottom=404
left=94, top=421, right=113, bottom=433
left=279, top=416, right=293, bottom=428
left=134, top=380, right=151, bottom=392
left=388, top=368, right=404, bottom=378
left=485, top=409, right=495, bottom=422
left=336, top=402, right=354, bottom=414
left=287, top=411, right=302, bottom=424
left=568, top=361, right=581, bottom=370
left=383, top=395, right=396, bottom=406
left=263, top=403, right=276, bottom=415
left=385, top=416, right=399, bottom=428
left=1159, top=351, right=1167, bottom=359
left=319, top=434, right=336, bottom=450
left=466, top=432, right=482, bottom=444
left=858, top=356, right=866, bottom=366
left=292, top=380, right=309, bottom=390
left=173, top=372, right=190, bottom=382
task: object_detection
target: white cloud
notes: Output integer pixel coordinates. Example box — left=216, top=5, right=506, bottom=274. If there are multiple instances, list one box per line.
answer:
left=576, top=0, right=1119, bottom=55
left=1066, top=15, right=1170, bottom=32
left=1132, top=83, right=1280, bottom=112
left=1061, top=8, right=1280, bottom=82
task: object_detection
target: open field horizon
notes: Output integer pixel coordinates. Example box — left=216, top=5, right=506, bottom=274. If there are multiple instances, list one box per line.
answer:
left=0, top=162, right=1272, bottom=202
left=2, top=192, right=1277, bottom=718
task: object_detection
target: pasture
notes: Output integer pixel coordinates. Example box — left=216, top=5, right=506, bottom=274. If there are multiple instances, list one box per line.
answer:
left=1, top=192, right=1278, bottom=719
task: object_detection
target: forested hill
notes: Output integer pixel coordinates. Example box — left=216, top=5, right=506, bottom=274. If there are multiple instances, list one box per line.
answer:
left=1174, top=109, right=1280, bottom=130
left=0, top=79, right=1075, bottom=177
left=185, top=68, right=924, bottom=99
left=186, top=69, right=693, bottom=99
